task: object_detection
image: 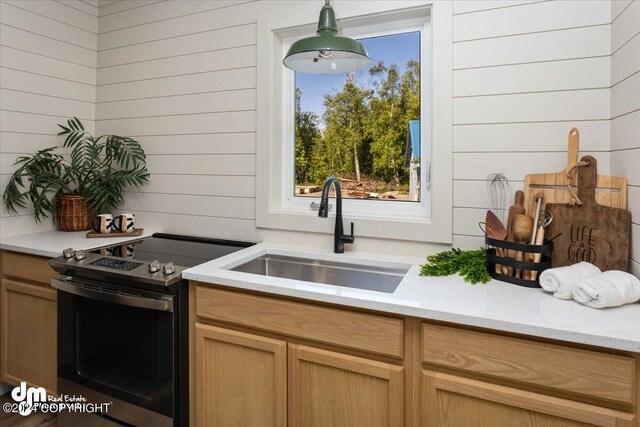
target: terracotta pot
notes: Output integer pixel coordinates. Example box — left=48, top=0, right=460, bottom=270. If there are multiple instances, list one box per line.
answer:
left=56, top=193, right=92, bottom=231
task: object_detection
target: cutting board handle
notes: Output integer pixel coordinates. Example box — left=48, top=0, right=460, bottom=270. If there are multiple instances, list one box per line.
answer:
left=577, top=155, right=597, bottom=205
left=565, top=128, right=580, bottom=173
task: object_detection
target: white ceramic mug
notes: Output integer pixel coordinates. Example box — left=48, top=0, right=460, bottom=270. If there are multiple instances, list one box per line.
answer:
left=113, top=213, right=135, bottom=233
left=99, top=247, right=114, bottom=256
left=92, top=214, right=113, bottom=234
left=110, top=243, right=136, bottom=258
left=123, top=244, right=135, bottom=258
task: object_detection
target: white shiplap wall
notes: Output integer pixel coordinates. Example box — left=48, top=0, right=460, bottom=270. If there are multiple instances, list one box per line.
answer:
left=2, top=0, right=633, bottom=261
left=93, top=0, right=624, bottom=256
left=95, top=0, right=260, bottom=242
left=610, top=0, right=640, bottom=277
left=0, top=0, right=98, bottom=238
left=452, top=0, right=612, bottom=248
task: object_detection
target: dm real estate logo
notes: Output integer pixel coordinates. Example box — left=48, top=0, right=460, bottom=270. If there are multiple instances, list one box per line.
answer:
left=4, top=382, right=112, bottom=417
left=8, top=382, right=46, bottom=416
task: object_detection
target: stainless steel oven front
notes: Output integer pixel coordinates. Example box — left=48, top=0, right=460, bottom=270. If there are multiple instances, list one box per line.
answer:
left=53, top=275, right=188, bottom=427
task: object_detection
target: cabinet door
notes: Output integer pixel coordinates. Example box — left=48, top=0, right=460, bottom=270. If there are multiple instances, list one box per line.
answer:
left=422, top=371, right=635, bottom=427
left=1, top=279, right=57, bottom=394
left=289, top=344, right=404, bottom=427
left=194, top=323, right=286, bottom=427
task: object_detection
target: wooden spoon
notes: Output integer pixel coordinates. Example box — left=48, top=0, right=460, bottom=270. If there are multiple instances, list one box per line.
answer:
left=505, top=190, right=525, bottom=274
left=512, top=214, right=534, bottom=278
left=486, top=210, right=507, bottom=240
left=486, top=210, right=507, bottom=274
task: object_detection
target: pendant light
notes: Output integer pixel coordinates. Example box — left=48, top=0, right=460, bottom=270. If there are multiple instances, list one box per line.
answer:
left=283, top=0, right=371, bottom=74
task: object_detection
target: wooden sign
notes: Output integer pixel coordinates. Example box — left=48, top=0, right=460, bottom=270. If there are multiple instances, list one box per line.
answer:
left=545, top=156, right=631, bottom=271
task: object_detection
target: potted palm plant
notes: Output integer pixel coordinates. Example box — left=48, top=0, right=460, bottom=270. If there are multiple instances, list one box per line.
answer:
left=2, top=117, right=149, bottom=231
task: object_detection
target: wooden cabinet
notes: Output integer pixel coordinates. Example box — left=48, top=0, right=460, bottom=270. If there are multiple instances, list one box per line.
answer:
left=195, top=285, right=404, bottom=358
left=192, top=324, right=403, bottom=427
left=422, top=323, right=636, bottom=406
left=194, top=323, right=286, bottom=427
left=191, top=283, right=640, bottom=427
left=421, top=371, right=635, bottom=427
left=0, top=251, right=57, bottom=394
left=289, top=344, right=404, bottom=427
left=191, top=283, right=406, bottom=427
left=2, top=252, right=57, bottom=285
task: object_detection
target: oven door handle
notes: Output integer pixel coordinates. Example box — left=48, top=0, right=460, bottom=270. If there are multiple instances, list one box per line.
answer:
left=52, top=277, right=174, bottom=312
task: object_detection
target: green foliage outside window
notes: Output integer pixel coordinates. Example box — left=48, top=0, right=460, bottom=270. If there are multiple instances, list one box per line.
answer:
left=295, top=59, right=421, bottom=195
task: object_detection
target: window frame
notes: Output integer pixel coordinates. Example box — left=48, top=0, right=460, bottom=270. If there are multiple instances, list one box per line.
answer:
left=284, top=23, right=430, bottom=219
left=256, top=1, right=453, bottom=243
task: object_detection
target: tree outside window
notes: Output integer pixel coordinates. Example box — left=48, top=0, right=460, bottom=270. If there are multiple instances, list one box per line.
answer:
left=294, top=31, right=421, bottom=202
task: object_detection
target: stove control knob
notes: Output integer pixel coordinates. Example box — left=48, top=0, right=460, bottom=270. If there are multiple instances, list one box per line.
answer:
left=162, top=262, right=176, bottom=275
left=73, top=250, right=86, bottom=261
left=148, top=260, right=161, bottom=273
left=63, top=248, right=74, bottom=259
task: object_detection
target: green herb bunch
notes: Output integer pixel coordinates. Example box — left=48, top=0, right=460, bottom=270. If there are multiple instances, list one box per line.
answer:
left=419, top=248, right=491, bottom=284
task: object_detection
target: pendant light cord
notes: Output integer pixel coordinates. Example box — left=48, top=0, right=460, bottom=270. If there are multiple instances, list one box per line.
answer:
left=325, top=0, right=330, bottom=6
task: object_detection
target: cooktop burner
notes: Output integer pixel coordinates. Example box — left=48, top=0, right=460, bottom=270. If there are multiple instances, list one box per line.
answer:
left=49, top=233, right=256, bottom=289
left=89, top=233, right=255, bottom=268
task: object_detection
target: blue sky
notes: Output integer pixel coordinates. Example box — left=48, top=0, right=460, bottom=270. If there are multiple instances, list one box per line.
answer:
left=296, top=31, right=420, bottom=126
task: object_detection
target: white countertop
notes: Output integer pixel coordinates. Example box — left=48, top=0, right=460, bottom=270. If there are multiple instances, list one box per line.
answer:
left=183, top=243, right=640, bottom=353
left=0, top=230, right=154, bottom=258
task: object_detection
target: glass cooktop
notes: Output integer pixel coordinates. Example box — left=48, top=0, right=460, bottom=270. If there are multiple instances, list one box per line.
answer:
left=90, top=233, right=255, bottom=268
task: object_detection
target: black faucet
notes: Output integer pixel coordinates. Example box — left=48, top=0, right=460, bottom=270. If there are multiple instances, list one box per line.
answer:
left=318, top=177, right=355, bottom=253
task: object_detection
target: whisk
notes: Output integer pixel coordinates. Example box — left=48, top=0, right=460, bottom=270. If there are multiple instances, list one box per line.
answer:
left=486, top=173, right=511, bottom=228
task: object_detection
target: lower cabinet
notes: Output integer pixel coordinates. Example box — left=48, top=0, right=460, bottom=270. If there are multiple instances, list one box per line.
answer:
left=422, top=371, right=636, bottom=427
left=194, top=323, right=287, bottom=427
left=192, top=283, right=639, bottom=427
left=288, top=344, right=404, bottom=427
left=193, top=323, right=404, bottom=427
left=1, top=278, right=57, bottom=394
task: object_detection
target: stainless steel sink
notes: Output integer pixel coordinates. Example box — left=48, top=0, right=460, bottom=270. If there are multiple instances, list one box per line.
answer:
left=230, top=254, right=408, bottom=293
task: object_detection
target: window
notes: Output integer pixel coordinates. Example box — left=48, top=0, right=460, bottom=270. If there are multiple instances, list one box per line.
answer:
left=294, top=31, right=423, bottom=203
left=256, top=2, right=453, bottom=243
left=282, top=19, right=431, bottom=221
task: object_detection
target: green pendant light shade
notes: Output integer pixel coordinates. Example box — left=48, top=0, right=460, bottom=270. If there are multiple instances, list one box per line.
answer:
left=283, top=1, right=371, bottom=74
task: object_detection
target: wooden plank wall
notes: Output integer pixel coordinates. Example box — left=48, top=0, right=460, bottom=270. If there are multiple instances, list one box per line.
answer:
left=92, top=0, right=619, bottom=253
left=609, top=0, right=640, bottom=277
left=451, top=0, right=613, bottom=249
left=0, top=0, right=98, bottom=238
left=4, top=0, right=631, bottom=260
left=94, top=0, right=260, bottom=241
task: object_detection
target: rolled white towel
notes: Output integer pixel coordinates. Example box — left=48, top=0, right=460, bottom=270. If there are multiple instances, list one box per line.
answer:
left=539, top=262, right=601, bottom=300
left=572, top=271, right=640, bottom=309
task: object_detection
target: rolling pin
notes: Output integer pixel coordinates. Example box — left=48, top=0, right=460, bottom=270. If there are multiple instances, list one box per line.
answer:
left=530, top=225, right=546, bottom=280
left=524, top=192, right=544, bottom=279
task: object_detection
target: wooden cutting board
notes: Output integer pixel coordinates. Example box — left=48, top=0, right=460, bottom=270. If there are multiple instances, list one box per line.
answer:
left=523, top=128, right=627, bottom=216
left=86, top=228, right=144, bottom=238
left=545, top=156, right=631, bottom=271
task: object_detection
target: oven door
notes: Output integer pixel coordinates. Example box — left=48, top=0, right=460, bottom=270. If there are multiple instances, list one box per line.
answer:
left=53, top=276, right=177, bottom=427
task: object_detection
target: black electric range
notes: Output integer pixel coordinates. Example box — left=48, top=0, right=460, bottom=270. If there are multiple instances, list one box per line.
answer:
left=51, top=233, right=255, bottom=291
left=48, top=233, right=255, bottom=427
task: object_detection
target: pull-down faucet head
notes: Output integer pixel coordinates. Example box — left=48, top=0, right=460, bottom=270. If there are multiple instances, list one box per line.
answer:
left=318, top=176, right=338, bottom=218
